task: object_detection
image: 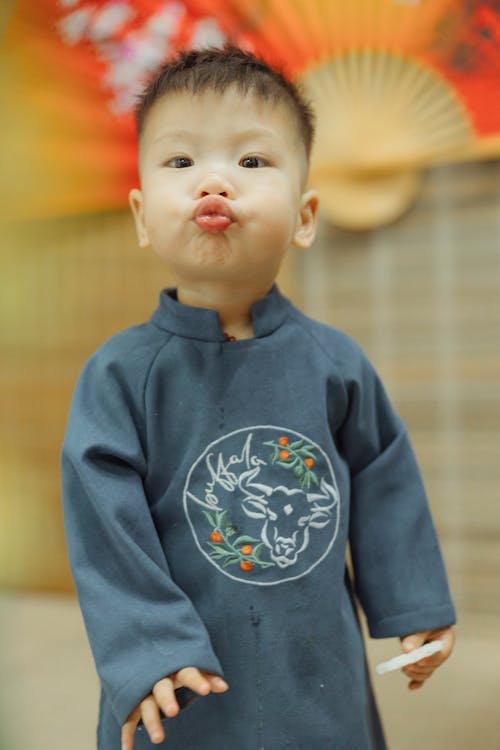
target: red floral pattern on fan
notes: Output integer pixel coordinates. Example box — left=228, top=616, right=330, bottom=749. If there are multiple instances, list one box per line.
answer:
left=428, top=3, right=500, bottom=135
left=3, top=0, right=500, bottom=220
left=184, top=0, right=500, bottom=138
left=55, top=1, right=228, bottom=113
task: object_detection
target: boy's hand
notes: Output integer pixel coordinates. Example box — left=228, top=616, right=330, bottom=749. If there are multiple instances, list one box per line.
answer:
left=121, top=667, right=229, bottom=750
left=400, top=626, right=455, bottom=690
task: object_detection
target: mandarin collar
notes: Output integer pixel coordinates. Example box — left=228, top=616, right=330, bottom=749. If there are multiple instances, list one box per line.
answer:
left=150, top=284, right=291, bottom=342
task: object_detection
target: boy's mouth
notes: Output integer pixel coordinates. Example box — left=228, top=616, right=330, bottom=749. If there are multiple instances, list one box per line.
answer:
left=193, top=196, right=235, bottom=234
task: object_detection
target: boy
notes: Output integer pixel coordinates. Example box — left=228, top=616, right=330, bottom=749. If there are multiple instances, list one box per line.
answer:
left=61, top=46, right=456, bottom=750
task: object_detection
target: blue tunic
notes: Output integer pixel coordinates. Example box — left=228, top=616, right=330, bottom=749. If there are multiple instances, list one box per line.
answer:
left=61, top=286, right=455, bottom=749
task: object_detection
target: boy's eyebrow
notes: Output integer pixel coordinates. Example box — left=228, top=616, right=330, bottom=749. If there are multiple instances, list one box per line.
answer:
left=150, top=126, right=281, bottom=148
left=230, top=127, right=282, bottom=144
left=150, top=129, right=198, bottom=146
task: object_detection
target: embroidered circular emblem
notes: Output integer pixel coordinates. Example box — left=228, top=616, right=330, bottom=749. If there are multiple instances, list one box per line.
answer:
left=183, top=426, right=340, bottom=586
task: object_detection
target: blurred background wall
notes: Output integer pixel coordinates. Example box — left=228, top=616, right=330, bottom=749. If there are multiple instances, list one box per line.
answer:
left=1, top=211, right=172, bottom=591
left=1, top=1, right=499, bottom=748
left=1, top=159, right=499, bottom=750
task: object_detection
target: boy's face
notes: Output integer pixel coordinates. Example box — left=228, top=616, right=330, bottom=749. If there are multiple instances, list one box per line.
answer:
left=129, top=87, right=318, bottom=289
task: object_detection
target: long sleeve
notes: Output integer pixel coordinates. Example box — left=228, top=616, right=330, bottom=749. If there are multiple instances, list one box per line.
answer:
left=339, top=348, right=456, bottom=638
left=61, top=342, right=223, bottom=727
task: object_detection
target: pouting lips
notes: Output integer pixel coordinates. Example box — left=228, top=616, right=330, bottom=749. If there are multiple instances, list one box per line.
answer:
left=193, top=196, right=235, bottom=233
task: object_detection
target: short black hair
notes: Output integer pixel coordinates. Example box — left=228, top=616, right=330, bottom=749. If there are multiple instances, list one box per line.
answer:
left=135, top=45, right=315, bottom=160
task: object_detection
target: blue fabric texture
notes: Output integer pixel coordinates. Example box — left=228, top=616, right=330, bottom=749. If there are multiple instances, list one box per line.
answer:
left=61, top=285, right=456, bottom=749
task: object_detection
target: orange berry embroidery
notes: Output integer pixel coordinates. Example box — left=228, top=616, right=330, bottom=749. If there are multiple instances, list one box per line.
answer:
left=264, top=436, right=319, bottom=490
left=240, top=545, right=253, bottom=555
left=210, top=530, right=223, bottom=543
left=240, top=560, right=253, bottom=572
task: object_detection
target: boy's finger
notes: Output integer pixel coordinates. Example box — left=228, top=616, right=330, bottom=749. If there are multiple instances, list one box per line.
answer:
left=439, top=627, right=456, bottom=658
left=121, top=706, right=141, bottom=750
left=400, top=631, right=429, bottom=652
left=403, top=663, right=434, bottom=674
left=408, top=679, right=425, bottom=690
left=140, top=694, right=166, bottom=745
left=206, top=673, right=230, bottom=692
left=417, top=656, right=443, bottom=670
left=403, top=665, right=434, bottom=680
left=153, top=677, right=180, bottom=718
left=174, top=667, right=213, bottom=694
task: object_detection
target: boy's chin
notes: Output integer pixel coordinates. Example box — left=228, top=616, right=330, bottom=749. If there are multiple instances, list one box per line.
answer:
left=194, top=241, right=233, bottom=267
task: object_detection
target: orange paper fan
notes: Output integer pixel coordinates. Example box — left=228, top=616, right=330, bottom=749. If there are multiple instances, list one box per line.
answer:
left=2, top=0, right=500, bottom=227
left=189, top=0, right=500, bottom=227
left=1, top=0, right=223, bottom=221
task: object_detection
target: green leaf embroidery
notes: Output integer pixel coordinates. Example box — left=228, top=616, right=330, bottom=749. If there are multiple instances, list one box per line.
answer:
left=203, top=510, right=217, bottom=527
left=216, top=510, right=228, bottom=527
left=264, top=436, right=321, bottom=492
left=252, top=543, right=264, bottom=560
left=234, top=534, right=261, bottom=546
left=203, top=510, right=275, bottom=571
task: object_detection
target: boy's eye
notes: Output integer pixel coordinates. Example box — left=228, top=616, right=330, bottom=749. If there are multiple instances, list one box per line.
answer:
left=239, top=155, right=267, bottom=169
left=165, top=156, right=194, bottom=168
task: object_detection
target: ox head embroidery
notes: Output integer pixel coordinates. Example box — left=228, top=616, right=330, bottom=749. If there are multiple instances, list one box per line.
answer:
left=184, top=428, right=341, bottom=584
left=240, top=479, right=337, bottom=568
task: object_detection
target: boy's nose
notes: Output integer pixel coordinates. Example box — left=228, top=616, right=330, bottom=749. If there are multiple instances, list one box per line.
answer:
left=196, top=172, right=235, bottom=200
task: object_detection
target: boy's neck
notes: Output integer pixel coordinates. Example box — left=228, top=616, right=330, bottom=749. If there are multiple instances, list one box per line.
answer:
left=176, top=281, right=273, bottom=340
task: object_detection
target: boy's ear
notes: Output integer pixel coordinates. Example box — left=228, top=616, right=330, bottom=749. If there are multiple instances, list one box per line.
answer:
left=129, top=188, right=150, bottom=248
left=292, top=189, right=319, bottom=249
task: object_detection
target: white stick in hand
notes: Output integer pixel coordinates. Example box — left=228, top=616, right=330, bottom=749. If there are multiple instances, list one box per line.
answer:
left=375, top=640, right=443, bottom=676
